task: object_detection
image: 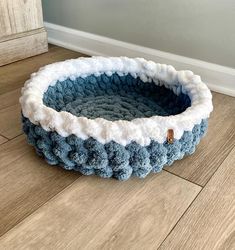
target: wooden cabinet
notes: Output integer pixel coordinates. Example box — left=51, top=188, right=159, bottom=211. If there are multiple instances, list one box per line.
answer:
left=0, top=0, right=48, bottom=66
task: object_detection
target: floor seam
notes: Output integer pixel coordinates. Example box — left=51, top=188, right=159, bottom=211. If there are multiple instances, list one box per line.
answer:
left=157, top=143, right=235, bottom=249
left=6, top=133, right=23, bottom=141
left=157, top=186, right=204, bottom=249
left=0, top=174, right=82, bottom=239
left=0, top=134, right=9, bottom=142
left=163, top=169, right=203, bottom=188
left=200, top=142, right=235, bottom=188
left=0, top=162, right=208, bottom=239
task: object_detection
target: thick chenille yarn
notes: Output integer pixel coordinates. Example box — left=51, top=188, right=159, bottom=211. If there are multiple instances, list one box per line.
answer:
left=22, top=73, right=208, bottom=180
left=22, top=116, right=207, bottom=180
left=43, top=73, right=191, bottom=120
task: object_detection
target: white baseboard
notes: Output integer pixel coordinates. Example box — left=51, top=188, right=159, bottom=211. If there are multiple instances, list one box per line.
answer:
left=45, top=22, right=235, bottom=97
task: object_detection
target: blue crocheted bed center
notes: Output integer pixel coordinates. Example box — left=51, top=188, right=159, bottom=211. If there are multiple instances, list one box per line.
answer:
left=43, top=73, right=191, bottom=120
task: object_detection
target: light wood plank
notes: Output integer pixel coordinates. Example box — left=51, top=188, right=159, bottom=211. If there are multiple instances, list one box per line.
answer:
left=160, top=147, right=235, bottom=250
left=0, top=104, right=21, bottom=139
left=0, top=135, right=7, bottom=144
left=0, top=45, right=86, bottom=138
left=0, top=0, right=44, bottom=37
left=0, top=44, right=86, bottom=95
left=0, top=44, right=233, bottom=249
left=0, top=88, right=21, bottom=110
left=0, top=27, right=46, bottom=43
left=0, top=29, right=48, bottom=66
left=0, top=0, right=47, bottom=65
left=0, top=135, right=80, bottom=236
left=0, top=88, right=22, bottom=139
left=165, top=92, right=235, bottom=186
left=0, top=172, right=201, bottom=249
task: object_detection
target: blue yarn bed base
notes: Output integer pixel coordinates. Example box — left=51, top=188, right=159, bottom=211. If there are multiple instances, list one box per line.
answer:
left=22, top=73, right=208, bottom=180
left=22, top=116, right=207, bottom=180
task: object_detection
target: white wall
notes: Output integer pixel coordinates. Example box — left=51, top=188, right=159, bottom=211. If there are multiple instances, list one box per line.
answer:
left=42, top=0, right=235, bottom=68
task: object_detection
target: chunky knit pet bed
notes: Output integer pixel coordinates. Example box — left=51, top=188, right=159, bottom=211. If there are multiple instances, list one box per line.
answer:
left=20, top=57, right=213, bottom=180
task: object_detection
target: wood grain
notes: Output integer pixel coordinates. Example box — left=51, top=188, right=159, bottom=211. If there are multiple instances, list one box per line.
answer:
left=0, top=88, right=22, bottom=139
left=165, top=92, right=235, bottom=186
left=0, top=45, right=86, bottom=237
left=0, top=27, right=47, bottom=43
left=0, top=135, right=80, bottom=236
left=0, top=44, right=86, bottom=95
left=0, top=29, right=48, bottom=66
left=0, top=45, right=85, bottom=138
left=0, top=172, right=201, bottom=249
left=0, top=0, right=48, bottom=65
left=0, top=135, right=7, bottom=145
left=0, top=0, right=44, bottom=37
left=0, top=88, right=21, bottom=110
left=0, top=45, right=234, bottom=249
left=0, top=104, right=22, bottom=139
left=160, top=147, right=235, bottom=250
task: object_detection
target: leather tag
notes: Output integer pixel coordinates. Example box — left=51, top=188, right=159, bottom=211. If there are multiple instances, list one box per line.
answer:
left=167, top=129, right=174, bottom=144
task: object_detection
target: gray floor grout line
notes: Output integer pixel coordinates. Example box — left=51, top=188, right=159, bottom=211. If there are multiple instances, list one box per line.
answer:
left=157, top=143, right=235, bottom=249
left=0, top=174, right=83, bottom=239
left=163, top=168, right=203, bottom=188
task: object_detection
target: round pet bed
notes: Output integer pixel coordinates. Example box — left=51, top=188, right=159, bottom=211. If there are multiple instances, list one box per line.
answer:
left=20, top=57, right=213, bottom=180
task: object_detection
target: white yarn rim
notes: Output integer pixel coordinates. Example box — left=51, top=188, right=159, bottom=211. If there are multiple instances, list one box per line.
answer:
left=20, top=56, right=213, bottom=146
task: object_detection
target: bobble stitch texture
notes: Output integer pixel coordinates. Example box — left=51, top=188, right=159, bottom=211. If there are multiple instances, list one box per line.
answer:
left=22, top=115, right=208, bottom=180
left=21, top=73, right=209, bottom=180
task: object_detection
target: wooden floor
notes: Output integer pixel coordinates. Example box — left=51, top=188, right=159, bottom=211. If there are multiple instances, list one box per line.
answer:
left=0, top=45, right=234, bottom=250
